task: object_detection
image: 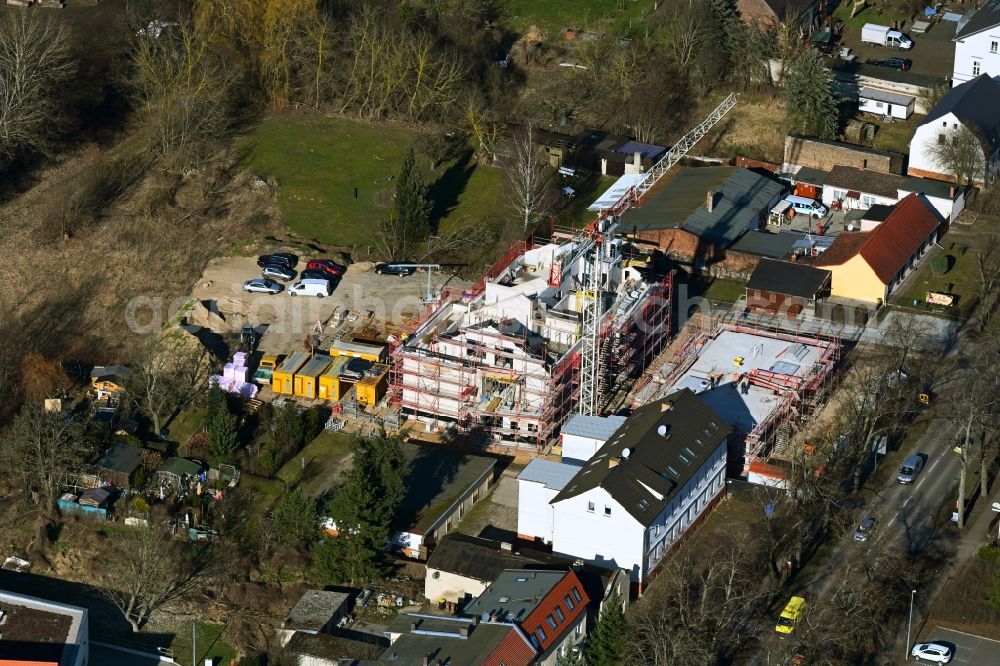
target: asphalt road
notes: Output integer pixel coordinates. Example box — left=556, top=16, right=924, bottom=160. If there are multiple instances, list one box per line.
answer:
left=919, top=626, right=1000, bottom=666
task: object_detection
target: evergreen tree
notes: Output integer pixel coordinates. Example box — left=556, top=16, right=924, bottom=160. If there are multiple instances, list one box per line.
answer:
left=784, top=49, right=840, bottom=140
left=394, top=146, right=432, bottom=242
left=273, top=487, right=318, bottom=547
left=270, top=403, right=305, bottom=462
left=206, top=384, right=238, bottom=461
left=313, top=432, right=407, bottom=583
left=584, top=596, right=626, bottom=666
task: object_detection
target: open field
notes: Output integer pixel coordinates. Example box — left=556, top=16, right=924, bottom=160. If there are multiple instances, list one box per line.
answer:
left=503, top=0, right=654, bottom=35
left=702, top=94, right=788, bottom=164
left=276, top=430, right=353, bottom=497
left=247, top=114, right=506, bottom=248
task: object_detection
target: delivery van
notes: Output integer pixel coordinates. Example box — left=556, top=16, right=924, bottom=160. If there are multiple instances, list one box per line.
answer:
left=287, top=278, right=332, bottom=297
left=775, top=596, right=806, bottom=636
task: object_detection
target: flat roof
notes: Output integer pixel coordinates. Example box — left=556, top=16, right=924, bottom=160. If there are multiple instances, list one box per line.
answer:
left=669, top=330, right=824, bottom=432
left=588, top=173, right=646, bottom=211
left=285, top=589, right=351, bottom=631
left=396, top=444, right=496, bottom=533
left=859, top=86, right=914, bottom=106
left=0, top=590, right=86, bottom=665
left=517, top=459, right=578, bottom=491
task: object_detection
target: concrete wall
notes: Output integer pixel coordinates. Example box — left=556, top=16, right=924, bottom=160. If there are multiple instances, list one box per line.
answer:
left=634, top=228, right=764, bottom=280
left=746, top=289, right=809, bottom=317
left=954, top=31, right=1000, bottom=84
left=784, top=136, right=904, bottom=175
left=517, top=478, right=559, bottom=544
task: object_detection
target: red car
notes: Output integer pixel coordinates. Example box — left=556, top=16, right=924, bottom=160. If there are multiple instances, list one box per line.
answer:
left=306, top=259, right=346, bottom=277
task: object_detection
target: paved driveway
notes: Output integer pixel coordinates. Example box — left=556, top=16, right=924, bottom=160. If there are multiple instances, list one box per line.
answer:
left=917, top=627, right=1000, bottom=666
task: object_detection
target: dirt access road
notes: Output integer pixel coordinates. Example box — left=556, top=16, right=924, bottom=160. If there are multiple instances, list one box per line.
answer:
left=189, top=256, right=472, bottom=355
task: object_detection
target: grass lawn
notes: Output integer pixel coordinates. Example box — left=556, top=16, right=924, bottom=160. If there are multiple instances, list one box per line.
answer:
left=897, top=244, right=979, bottom=316
left=503, top=0, right=652, bottom=35
left=167, top=620, right=237, bottom=666
left=685, top=276, right=746, bottom=304
left=164, top=407, right=205, bottom=448
left=276, top=430, right=353, bottom=497
left=832, top=3, right=908, bottom=30
left=240, top=473, right=286, bottom=513
left=868, top=114, right=923, bottom=155
left=246, top=114, right=506, bottom=247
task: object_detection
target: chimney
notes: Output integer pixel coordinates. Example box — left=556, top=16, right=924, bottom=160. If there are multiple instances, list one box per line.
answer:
left=634, top=150, right=642, bottom=167
left=707, top=189, right=716, bottom=213
left=950, top=185, right=957, bottom=197
left=500, top=541, right=513, bottom=552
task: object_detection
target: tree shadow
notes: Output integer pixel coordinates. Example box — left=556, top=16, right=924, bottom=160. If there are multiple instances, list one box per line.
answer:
left=427, top=149, right=476, bottom=231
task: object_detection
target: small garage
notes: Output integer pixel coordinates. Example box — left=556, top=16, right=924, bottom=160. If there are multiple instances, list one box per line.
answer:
left=746, top=258, right=832, bottom=318
left=859, top=87, right=915, bottom=120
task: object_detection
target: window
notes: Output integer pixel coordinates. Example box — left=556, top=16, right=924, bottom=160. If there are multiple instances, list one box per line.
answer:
left=575, top=623, right=583, bottom=637
left=535, top=627, right=547, bottom=643
left=875, top=101, right=884, bottom=108
left=938, top=133, right=947, bottom=145
left=529, top=635, right=540, bottom=650
left=974, top=60, right=982, bottom=76
left=547, top=614, right=558, bottom=629
left=571, top=588, right=583, bottom=603
left=993, top=41, right=998, bottom=53
left=587, top=501, right=595, bottom=513
left=564, top=594, right=575, bottom=611
left=555, top=606, right=565, bottom=622
left=604, top=505, right=612, bottom=516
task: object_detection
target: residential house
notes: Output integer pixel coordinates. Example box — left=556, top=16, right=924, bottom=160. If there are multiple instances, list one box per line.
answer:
left=623, top=167, right=785, bottom=276
left=953, top=0, right=1000, bottom=83
left=283, top=631, right=386, bottom=666
left=745, top=259, right=832, bottom=318
left=325, top=444, right=496, bottom=560
left=821, top=165, right=964, bottom=223
left=464, top=569, right=589, bottom=665
left=279, top=590, right=353, bottom=647
left=382, top=614, right=536, bottom=666
left=89, top=365, right=130, bottom=402
left=539, top=389, right=732, bottom=590
left=736, top=0, right=821, bottom=28
left=92, top=443, right=143, bottom=490
left=814, top=194, right=941, bottom=303
left=858, top=86, right=914, bottom=120
left=0, top=589, right=89, bottom=666
left=908, top=74, right=1000, bottom=186
left=560, top=414, right=627, bottom=465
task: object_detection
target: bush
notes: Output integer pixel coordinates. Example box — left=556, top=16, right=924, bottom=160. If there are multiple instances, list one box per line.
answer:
left=931, top=254, right=953, bottom=276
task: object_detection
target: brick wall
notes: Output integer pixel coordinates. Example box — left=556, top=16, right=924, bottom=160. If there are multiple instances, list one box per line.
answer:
left=784, top=136, right=905, bottom=175
left=635, top=228, right=763, bottom=279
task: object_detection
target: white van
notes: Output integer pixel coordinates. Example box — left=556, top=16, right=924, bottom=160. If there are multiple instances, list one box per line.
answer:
left=785, top=195, right=828, bottom=219
left=287, top=278, right=332, bottom=297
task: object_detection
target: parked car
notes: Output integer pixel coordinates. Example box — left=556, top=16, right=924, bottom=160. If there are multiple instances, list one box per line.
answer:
left=853, top=517, right=877, bottom=542
left=375, top=262, right=417, bottom=276
left=242, top=278, right=282, bottom=294
left=300, top=269, right=335, bottom=282
left=262, top=264, right=296, bottom=281
left=287, top=279, right=333, bottom=297
left=306, top=258, right=346, bottom=277
left=910, top=642, right=953, bottom=663
left=775, top=596, right=806, bottom=636
left=257, top=253, right=298, bottom=269
left=872, top=56, right=912, bottom=71
left=897, top=453, right=925, bottom=484
left=784, top=195, right=828, bottom=219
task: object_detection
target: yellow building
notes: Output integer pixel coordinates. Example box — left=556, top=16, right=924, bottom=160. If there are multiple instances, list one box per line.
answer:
left=330, top=339, right=387, bottom=363
left=356, top=363, right=390, bottom=406
left=318, top=357, right=352, bottom=401
left=815, top=194, right=940, bottom=304
left=293, top=355, right=333, bottom=399
left=272, top=352, right=309, bottom=395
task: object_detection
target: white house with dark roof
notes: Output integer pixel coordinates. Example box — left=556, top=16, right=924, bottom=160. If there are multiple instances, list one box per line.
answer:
left=517, top=459, right=580, bottom=545
left=560, top=414, right=627, bottom=465
left=953, top=0, right=1000, bottom=83
left=546, top=389, right=731, bottom=590
left=908, top=74, right=1000, bottom=186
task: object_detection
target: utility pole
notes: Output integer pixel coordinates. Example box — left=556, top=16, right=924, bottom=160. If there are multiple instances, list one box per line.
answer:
left=905, top=589, right=916, bottom=660
left=192, top=619, right=196, bottom=666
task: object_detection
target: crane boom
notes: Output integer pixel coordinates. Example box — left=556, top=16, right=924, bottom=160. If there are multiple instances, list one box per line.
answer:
left=577, top=93, right=738, bottom=416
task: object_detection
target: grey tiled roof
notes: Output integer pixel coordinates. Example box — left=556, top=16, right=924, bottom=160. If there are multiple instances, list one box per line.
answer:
left=517, top=459, right=579, bottom=491
left=561, top=414, right=627, bottom=441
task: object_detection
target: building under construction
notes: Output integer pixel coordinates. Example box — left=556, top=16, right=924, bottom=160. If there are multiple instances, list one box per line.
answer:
left=391, top=237, right=673, bottom=451
left=630, top=319, right=840, bottom=473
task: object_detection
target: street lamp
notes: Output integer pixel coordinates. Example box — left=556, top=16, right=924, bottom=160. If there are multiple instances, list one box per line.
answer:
left=906, top=589, right=917, bottom=660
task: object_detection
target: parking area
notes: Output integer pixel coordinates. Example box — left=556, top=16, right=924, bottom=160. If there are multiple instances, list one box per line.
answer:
left=188, top=256, right=473, bottom=355
left=919, top=626, right=1000, bottom=665
left=839, top=18, right=957, bottom=78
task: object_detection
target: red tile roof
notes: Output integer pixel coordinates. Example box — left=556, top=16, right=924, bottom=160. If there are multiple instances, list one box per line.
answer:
left=483, top=626, right=537, bottom=666
left=815, top=194, right=940, bottom=283
left=520, top=570, right=589, bottom=654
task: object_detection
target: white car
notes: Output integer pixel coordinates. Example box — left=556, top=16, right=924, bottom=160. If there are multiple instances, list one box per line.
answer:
left=243, top=278, right=282, bottom=294
left=911, top=642, right=953, bottom=663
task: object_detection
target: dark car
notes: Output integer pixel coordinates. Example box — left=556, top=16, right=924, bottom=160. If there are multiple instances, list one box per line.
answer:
left=306, top=258, right=346, bottom=277
left=872, top=57, right=911, bottom=71
left=261, top=264, right=296, bottom=281
left=300, top=269, right=335, bottom=282
left=375, top=262, right=417, bottom=276
left=257, top=253, right=298, bottom=269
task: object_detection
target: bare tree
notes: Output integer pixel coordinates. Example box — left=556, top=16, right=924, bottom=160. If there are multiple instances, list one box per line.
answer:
left=0, top=12, right=75, bottom=167
left=99, top=523, right=193, bottom=632
left=504, top=126, right=553, bottom=232
left=928, top=124, right=986, bottom=186
left=973, top=237, right=1000, bottom=330
left=126, top=334, right=208, bottom=436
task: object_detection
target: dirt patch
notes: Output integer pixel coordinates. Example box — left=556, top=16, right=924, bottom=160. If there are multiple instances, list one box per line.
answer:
left=188, top=257, right=473, bottom=356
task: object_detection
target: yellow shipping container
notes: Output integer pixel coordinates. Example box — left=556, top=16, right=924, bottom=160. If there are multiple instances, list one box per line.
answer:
left=293, top=355, right=333, bottom=399
left=318, top=357, right=352, bottom=401
left=272, top=351, right=309, bottom=395
left=355, top=363, right=390, bottom=406
left=330, top=339, right=387, bottom=363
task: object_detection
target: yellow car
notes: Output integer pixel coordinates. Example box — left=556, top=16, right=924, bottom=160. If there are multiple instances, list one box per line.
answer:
left=775, top=596, right=806, bottom=635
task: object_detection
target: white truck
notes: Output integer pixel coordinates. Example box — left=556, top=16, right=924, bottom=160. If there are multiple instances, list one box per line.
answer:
left=861, top=23, right=913, bottom=50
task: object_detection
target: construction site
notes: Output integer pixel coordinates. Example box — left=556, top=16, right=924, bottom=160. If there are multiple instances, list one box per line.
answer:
left=630, top=316, right=841, bottom=474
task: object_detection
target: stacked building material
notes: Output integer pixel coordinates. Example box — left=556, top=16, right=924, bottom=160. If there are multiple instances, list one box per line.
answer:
left=210, top=351, right=258, bottom=399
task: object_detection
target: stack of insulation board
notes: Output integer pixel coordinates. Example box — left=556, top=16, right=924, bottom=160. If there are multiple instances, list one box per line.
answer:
left=210, top=351, right=258, bottom=399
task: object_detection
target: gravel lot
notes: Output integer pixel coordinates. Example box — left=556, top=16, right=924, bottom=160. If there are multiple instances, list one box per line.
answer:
left=188, top=256, right=472, bottom=355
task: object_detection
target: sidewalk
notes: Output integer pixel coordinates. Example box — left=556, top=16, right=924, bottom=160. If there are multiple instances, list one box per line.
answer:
left=956, top=489, right=999, bottom=561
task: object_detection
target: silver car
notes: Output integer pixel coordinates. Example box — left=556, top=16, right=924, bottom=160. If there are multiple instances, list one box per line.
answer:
left=853, top=517, right=876, bottom=542
left=910, top=642, right=952, bottom=663
left=897, top=454, right=924, bottom=484
left=243, top=278, right=282, bottom=294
